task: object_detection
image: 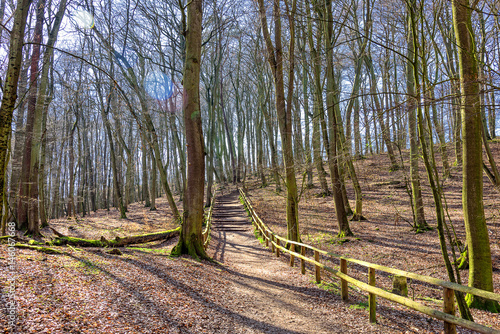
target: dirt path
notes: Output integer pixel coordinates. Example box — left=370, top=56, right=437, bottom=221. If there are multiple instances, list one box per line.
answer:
left=208, top=191, right=403, bottom=334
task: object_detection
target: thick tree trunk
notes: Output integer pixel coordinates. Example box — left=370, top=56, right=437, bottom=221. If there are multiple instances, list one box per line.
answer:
left=452, top=0, right=499, bottom=312
left=18, top=0, right=45, bottom=235
left=0, top=0, right=31, bottom=229
left=172, top=0, right=207, bottom=259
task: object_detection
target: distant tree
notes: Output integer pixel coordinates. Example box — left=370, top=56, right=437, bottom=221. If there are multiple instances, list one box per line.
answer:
left=322, top=0, right=352, bottom=236
left=405, top=0, right=427, bottom=231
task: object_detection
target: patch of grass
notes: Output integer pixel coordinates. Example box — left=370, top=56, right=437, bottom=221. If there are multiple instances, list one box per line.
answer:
left=310, top=232, right=332, bottom=244
left=336, top=238, right=350, bottom=245
left=28, top=240, right=45, bottom=246
left=417, top=295, right=442, bottom=304
left=126, top=246, right=169, bottom=255
left=254, top=229, right=266, bottom=246
left=349, top=302, right=369, bottom=310
left=64, top=258, right=103, bottom=275
left=313, top=279, right=340, bottom=295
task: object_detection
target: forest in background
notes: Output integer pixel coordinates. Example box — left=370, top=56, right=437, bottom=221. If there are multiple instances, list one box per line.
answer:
left=1, top=0, right=500, bottom=326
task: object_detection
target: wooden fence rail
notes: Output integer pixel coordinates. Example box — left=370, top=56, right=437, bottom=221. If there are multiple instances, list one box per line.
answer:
left=239, top=188, right=500, bottom=334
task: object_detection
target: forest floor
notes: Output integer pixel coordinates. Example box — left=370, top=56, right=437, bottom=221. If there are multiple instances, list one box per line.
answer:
left=1, top=141, right=500, bottom=333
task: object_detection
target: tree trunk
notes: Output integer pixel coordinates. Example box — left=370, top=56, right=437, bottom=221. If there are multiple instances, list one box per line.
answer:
left=305, top=0, right=329, bottom=195
left=172, top=0, right=208, bottom=259
left=300, top=35, right=313, bottom=188
left=406, top=0, right=428, bottom=231
left=150, top=148, right=157, bottom=211
left=257, top=0, right=300, bottom=242
left=452, top=0, right=499, bottom=312
left=262, top=92, right=281, bottom=192
left=18, top=0, right=45, bottom=235
left=362, top=14, right=399, bottom=171
left=0, top=0, right=31, bottom=229
left=36, top=0, right=67, bottom=225
left=141, top=133, right=150, bottom=207
left=489, top=91, right=496, bottom=138
left=8, top=55, right=29, bottom=223
left=323, top=0, right=352, bottom=237
left=100, top=88, right=126, bottom=219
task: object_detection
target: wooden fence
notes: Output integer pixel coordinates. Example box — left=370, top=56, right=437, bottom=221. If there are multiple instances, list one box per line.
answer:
left=239, top=188, right=500, bottom=334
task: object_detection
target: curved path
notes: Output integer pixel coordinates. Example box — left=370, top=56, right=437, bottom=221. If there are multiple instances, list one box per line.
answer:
left=208, top=190, right=415, bottom=334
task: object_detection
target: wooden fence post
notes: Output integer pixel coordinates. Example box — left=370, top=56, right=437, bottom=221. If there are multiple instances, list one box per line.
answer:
left=443, top=288, right=457, bottom=334
left=301, top=246, right=306, bottom=274
left=271, top=235, right=275, bottom=253
left=392, top=275, right=408, bottom=297
left=276, top=239, right=280, bottom=257
left=340, top=258, right=348, bottom=301
left=289, top=244, right=295, bottom=267
left=265, top=230, right=269, bottom=248
left=315, top=250, right=321, bottom=283
left=369, top=267, right=376, bottom=323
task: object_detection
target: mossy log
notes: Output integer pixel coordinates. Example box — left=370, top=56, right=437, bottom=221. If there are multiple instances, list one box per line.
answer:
left=50, top=227, right=180, bottom=247
left=109, top=227, right=180, bottom=247
left=14, top=243, right=65, bottom=254
left=0, top=235, right=29, bottom=243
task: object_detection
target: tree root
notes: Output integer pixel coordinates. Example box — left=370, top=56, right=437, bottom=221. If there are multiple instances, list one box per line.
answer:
left=350, top=214, right=367, bottom=221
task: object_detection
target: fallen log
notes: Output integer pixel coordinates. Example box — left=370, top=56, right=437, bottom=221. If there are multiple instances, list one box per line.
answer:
left=14, top=243, right=65, bottom=255
left=0, top=235, right=29, bottom=243
left=50, top=227, right=180, bottom=247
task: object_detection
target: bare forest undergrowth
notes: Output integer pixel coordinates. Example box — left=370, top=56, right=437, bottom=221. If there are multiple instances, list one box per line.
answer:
left=1, top=142, right=500, bottom=333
